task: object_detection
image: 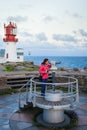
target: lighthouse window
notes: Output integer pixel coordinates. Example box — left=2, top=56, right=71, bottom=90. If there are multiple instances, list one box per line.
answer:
left=17, top=52, right=23, bottom=55
left=17, top=56, right=20, bottom=59
left=11, top=29, right=13, bottom=34
left=13, top=28, right=17, bottom=35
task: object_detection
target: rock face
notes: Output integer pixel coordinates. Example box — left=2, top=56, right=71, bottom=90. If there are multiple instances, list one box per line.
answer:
left=0, top=73, right=87, bottom=87
left=0, top=65, right=5, bottom=71
left=0, top=62, right=39, bottom=72
left=0, top=77, right=7, bottom=88
left=0, top=76, right=11, bottom=94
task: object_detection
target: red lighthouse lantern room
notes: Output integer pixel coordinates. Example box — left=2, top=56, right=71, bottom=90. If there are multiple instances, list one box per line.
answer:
left=3, top=22, right=18, bottom=42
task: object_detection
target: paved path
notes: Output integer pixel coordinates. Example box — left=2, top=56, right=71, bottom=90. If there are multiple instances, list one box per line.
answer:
left=0, top=93, right=87, bottom=130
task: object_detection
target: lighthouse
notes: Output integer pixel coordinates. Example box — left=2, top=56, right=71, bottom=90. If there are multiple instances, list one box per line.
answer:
left=3, top=22, right=18, bottom=62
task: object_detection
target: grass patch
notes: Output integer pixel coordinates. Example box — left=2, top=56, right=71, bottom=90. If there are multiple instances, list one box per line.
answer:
left=5, top=65, right=15, bottom=72
left=79, top=88, right=87, bottom=94
left=0, top=88, right=27, bottom=95
left=0, top=89, right=17, bottom=95
left=59, top=68, right=65, bottom=71
left=21, top=67, right=39, bottom=71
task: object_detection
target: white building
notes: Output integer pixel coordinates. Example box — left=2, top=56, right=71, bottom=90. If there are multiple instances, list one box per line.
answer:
left=3, top=22, right=24, bottom=62
left=17, top=48, right=24, bottom=62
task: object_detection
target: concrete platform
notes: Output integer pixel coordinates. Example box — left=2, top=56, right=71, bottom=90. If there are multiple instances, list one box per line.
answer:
left=0, top=93, right=87, bottom=130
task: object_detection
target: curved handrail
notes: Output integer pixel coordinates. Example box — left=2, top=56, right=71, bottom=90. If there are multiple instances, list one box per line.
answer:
left=31, top=76, right=78, bottom=86
left=18, top=77, right=34, bottom=108
left=30, top=76, right=79, bottom=108
left=18, top=75, right=79, bottom=109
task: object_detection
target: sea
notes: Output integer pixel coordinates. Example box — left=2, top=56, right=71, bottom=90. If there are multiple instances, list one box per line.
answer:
left=24, top=56, right=87, bottom=69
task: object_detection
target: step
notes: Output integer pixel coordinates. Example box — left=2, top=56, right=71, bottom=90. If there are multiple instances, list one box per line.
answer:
left=7, top=84, right=29, bottom=89
left=7, top=80, right=28, bottom=84
left=7, top=77, right=30, bottom=81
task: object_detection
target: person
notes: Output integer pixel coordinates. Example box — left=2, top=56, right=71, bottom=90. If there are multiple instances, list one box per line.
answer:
left=39, top=58, right=51, bottom=95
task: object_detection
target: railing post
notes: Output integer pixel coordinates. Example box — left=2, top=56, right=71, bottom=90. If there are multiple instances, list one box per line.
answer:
left=18, top=93, right=21, bottom=109
left=52, top=72, right=56, bottom=91
left=76, top=79, right=79, bottom=102
left=26, top=83, right=29, bottom=103
left=33, top=82, right=36, bottom=107
left=68, top=77, right=71, bottom=93
left=29, top=80, right=33, bottom=102
left=71, top=84, right=73, bottom=94
left=19, top=91, right=21, bottom=109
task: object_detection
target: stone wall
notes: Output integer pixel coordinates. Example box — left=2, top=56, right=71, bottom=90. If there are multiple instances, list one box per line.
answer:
left=0, top=72, right=87, bottom=91
left=0, top=76, right=8, bottom=89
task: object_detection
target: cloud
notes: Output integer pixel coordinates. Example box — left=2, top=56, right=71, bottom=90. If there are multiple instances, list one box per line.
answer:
left=65, top=10, right=82, bottom=18
left=7, top=16, right=28, bottom=23
left=17, top=38, right=57, bottom=52
left=72, top=30, right=77, bottom=34
left=36, top=32, right=48, bottom=41
left=17, top=33, right=87, bottom=56
left=72, top=13, right=82, bottom=18
left=42, top=15, right=55, bottom=23
left=83, top=43, right=87, bottom=47
left=20, top=32, right=33, bottom=37
left=53, top=34, right=77, bottom=42
left=84, top=39, right=87, bottom=42
left=18, top=32, right=48, bottom=43
left=79, top=29, right=87, bottom=37
left=18, top=4, right=32, bottom=10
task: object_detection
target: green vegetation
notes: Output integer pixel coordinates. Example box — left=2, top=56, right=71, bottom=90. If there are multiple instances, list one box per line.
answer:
left=24, top=67, right=39, bottom=71
left=0, top=89, right=17, bottom=95
left=59, top=68, right=65, bottom=71
left=7, top=64, right=38, bottom=72
left=80, top=89, right=87, bottom=94
left=0, top=88, right=27, bottom=95
left=0, top=62, right=39, bottom=72
left=5, top=65, right=15, bottom=72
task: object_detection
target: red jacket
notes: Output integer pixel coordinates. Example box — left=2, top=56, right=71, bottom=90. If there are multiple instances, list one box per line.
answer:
left=39, top=64, right=51, bottom=79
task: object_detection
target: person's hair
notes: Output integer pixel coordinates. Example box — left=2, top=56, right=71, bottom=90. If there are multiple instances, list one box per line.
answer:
left=42, top=58, right=48, bottom=65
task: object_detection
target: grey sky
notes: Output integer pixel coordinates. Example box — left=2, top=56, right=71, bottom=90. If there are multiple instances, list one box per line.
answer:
left=0, top=0, right=87, bottom=56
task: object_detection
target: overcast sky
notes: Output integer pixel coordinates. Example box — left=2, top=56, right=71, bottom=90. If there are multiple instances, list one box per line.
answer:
left=0, top=0, right=87, bottom=56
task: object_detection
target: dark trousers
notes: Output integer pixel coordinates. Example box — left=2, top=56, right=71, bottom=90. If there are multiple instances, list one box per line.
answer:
left=41, top=79, right=47, bottom=94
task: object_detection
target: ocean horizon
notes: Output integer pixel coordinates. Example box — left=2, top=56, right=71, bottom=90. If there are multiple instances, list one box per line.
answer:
left=24, top=56, right=87, bottom=69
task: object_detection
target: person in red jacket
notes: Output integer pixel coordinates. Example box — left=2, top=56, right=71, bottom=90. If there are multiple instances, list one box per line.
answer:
left=39, top=58, right=51, bottom=95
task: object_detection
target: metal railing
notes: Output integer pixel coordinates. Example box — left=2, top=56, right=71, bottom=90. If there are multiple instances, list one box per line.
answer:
left=30, top=76, right=79, bottom=108
left=18, top=77, right=34, bottom=108
left=18, top=76, right=79, bottom=109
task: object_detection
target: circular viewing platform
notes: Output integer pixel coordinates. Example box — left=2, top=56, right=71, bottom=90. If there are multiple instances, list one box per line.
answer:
left=30, top=76, right=79, bottom=110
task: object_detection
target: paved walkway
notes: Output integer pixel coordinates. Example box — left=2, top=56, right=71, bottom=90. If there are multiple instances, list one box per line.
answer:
left=0, top=93, right=87, bottom=130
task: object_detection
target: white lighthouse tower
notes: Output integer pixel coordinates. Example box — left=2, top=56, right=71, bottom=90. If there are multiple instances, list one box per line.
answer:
left=3, top=22, right=18, bottom=62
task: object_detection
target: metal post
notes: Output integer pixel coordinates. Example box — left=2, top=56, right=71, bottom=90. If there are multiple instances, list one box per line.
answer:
left=33, top=82, right=36, bottom=107
left=50, top=61, right=60, bottom=92
left=26, top=84, right=29, bottom=103
left=68, top=77, right=71, bottom=93
left=52, top=72, right=56, bottom=91
left=29, top=80, right=33, bottom=102
left=76, top=80, right=79, bottom=102
left=19, top=91, right=21, bottom=109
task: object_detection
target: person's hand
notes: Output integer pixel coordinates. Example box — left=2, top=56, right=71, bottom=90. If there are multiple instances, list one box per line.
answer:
left=48, top=61, right=51, bottom=65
